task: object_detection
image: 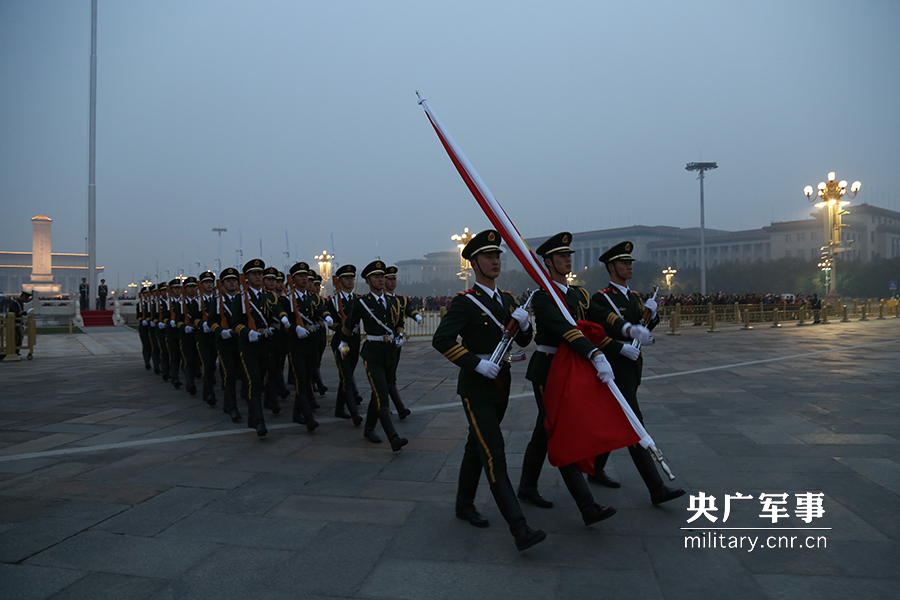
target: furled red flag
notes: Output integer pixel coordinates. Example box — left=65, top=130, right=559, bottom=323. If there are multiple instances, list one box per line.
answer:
left=417, top=93, right=675, bottom=479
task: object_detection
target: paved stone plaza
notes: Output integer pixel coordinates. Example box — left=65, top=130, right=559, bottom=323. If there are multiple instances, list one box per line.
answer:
left=1, top=318, right=898, bottom=599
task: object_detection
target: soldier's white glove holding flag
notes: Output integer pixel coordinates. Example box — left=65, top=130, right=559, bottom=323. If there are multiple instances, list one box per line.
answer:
left=644, top=298, right=658, bottom=318
left=591, top=352, right=615, bottom=383
left=511, top=307, right=530, bottom=331
left=623, top=323, right=650, bottom=343
left=295, top=325, right=308, bottom=339
left=619, top=344, right=640, bottom=361
left=475, top=359, right=501, bottom=380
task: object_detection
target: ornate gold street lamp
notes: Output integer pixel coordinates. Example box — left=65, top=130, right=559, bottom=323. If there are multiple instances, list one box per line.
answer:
left=804, top=172, right=860, bottom=306
left=315, top=251, right=334, bottom=296
left=663, top=267, right=677, bottom=291
left=451, top=228, right=473, bottom=289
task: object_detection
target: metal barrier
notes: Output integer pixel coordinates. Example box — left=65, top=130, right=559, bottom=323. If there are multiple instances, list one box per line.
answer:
left=0, top=312, right=36, bottom=361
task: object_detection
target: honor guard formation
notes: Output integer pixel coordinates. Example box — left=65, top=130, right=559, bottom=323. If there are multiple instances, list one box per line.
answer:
left=135, top=235, right=683, bottom=551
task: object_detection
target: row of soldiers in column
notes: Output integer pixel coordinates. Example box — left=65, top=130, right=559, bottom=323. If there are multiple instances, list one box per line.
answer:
left=135, top=259, right=420, bottom=450
left=432, top=230, right=685, bottom=551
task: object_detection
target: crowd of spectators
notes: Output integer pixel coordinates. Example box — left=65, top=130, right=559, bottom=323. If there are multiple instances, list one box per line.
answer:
left=655, top=292, right=821, bottom=307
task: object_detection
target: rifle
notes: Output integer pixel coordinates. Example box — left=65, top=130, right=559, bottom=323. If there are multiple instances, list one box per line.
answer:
left=200, top=287, right=208, bottom=325
left=183, top=289, right=190, bottom=330
left=139, top=291, right=147, bottom=322
left=166, top=286, right=175, bottom=325
left=631, top=285, right=659, bottom=351
left=490, top=289, right=536, bottom=365
left=239, top=273, right=257, bottom=332
left=216, top=280, right=228, bottom=330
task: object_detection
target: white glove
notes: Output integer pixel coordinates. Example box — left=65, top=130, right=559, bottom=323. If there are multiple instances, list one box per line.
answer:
left=624, top=323, right=650, bottom=343
left=325, top=315, right=334, bottom=328
left=281, top=315, right=290, bottom=327
left=511, top=307, right=530, bottom=331
left=169, top=320, right=176, bottom=328
left=591, top=353, right=614, bottom=383
left=202, top=322, right=211, bottom=333
left=141, top=320, right=148, bottom=326
left=338, top=341, right=349, bottom=358
left=184, top=325, right=194, bottom=334
left=158, top=322, right=166, bottom=330
left=619, top=344, right=640, bottom=361
left=295, top=325, right=309, bottom=339
left=415, top=314, right=423, bottom=325
left=395, top=336, right=404, bottom=347
left=220, top=329, right=232, bottom=340
left=26, top=308, right=34, bottom=315
left=248, top=330, right=260, bottom=342
left=644, top=298, right=658, bottom=316
left=475, top=359, right=501, bottom=380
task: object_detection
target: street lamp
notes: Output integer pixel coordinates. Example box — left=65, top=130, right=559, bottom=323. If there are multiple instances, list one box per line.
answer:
left=451, top=228, right=473, bottom=289
left=817, top=256, right=832, bottom=296
left=804, top=172, right=860, bottom=306
left=315, top=251, right=334, bottom=296
left=686, top=162, right=718, bottom=296
left=663, top=267, right=677, bottom=291
left=212, top=227, right=227, bottom=272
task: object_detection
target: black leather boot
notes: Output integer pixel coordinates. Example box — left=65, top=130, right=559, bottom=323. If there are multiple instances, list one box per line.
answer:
left=388, top=384, right=411, bottom=419
left=559, top=464, right=617, bottom=526
left=587, top=453, right=621, bottom=488
left=456, top=456, right=487, bottom=527
left=490, top=478, right=546, bottom=551
left=628, top=444, right=684, bottom=505
left=456, top=498, right=489, bottom=528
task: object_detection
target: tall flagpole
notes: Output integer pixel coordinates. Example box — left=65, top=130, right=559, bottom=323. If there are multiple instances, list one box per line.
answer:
left=87, top=0, right=98, bottom=309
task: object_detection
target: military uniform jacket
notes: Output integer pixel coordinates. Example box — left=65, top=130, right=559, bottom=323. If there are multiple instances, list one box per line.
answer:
left=282, top=289, right=331, bottom=353
left=79, top=282, right=89, bottom=300
left=526, top=284, right=624, bottom=386
left=98, top=284, right=108, bottom=297
left=433, top=287, right=532, bottom=394
left=209, top=292, right=240, bottom=350
left=230, top=287, right=288, bottom=342
left=136, top=295, right=150, bottom=322
left=591, top=285, right=660, bottom=386
left=341, top=292, right=403, bottom=365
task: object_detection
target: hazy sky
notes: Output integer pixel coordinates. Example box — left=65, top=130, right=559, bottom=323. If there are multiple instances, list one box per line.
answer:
left=2, top=0, right=899, bottom=288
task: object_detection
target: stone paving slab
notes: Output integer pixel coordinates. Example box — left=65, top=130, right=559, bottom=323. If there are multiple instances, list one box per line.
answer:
left=0, top=320, right=899, bottom=598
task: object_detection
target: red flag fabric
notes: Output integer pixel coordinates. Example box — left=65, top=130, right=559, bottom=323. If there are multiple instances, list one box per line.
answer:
left=544, top=320, right=641, bottom=474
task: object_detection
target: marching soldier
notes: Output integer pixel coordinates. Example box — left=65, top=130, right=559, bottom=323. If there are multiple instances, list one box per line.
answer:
left=179, top=276, right=200, bottom=396
left=330, top=264, right=364, bottom=423
left=517, top=232, right=618, bottom=526
left=384, top=265, right=422, bottom=419
left=166, top=279, right=184, bottom=390
left=284, top=262, right=334, bottom=432
left=339, top=260, right=408, bottom=451
left=432, top=229, right=545, bottom=551
left=154, top=282, right=171, bottom=380
left=231, top=259, right=289, bottom=437
left=591, top=241, right=684, bottom=505
left=210, top=267, right=243, bottom=423
left=307, top=271, right=329, bottom=397
left=263, top=267, right=287, bottom=414
left=195, top=271, right=219, bottom=405
left=137, top=285, right=153, bottom=370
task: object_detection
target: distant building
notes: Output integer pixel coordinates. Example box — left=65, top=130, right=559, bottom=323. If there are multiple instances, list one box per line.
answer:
left=396, top=204, right=900, bottom=277
left=0, top=215, right=103, bottom=296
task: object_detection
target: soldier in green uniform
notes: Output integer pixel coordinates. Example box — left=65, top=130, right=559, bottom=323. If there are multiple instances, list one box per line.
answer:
left=284, top=262, right=334, bottom=431
left=231, top=259, right=289, bottom=437
left=194, top=271, right=219, bottom=405
left=330, top=264, right=364, bottom=423
left=179, top=276, right=200, bottom=396
left=154, top=282, right=170, bottom=380
left=137, top=285, right=153, bottom=370
left=339, top=261, right=409, bottom=451
left=262, top=267, right=287, bottom=415
left=210, top=267, right=242, bottom=423
left=432, top=229, right=545, bottom=551
left=590, top=241, right=684, bottom=505
left=517, top=232, right=619, bottom=526
left=166, top=279, right=183, bottom=389
left=384, top=265, right=422, bottom=419
left=307, top=271, right=329, bottom=398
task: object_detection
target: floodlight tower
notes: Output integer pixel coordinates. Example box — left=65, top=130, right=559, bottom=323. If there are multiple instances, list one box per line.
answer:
left=685, top=162, right=718, bottom=295
left=212, top=228, right=227, bottom=272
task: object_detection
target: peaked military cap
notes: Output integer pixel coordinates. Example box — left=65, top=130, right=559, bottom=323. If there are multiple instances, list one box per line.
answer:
left=289, top=261, right=310, bottom=276
left=243, top=259, right=265, bottom=274
left=308, top=270, right=320, bottom=282
left=384, top=266, right=398, bottom=279
left=146, top=284, right=156, bottom=292
left=169, top=278, right=183, bottom=288
left=263, top=267, right=278, bottom=279
left=157, top=282, right=167, bottom=290
left=462, top=229, right=503, bottom=260
left=183, top=276, right=198, bottom=286
left=598, top=241, right=635, bottom=264
left=362, top=260, right=386, bottom=278
left=536, top=232, right=574, bottom=257
left=276, top=271, right=285, bottom=282
left=20, top=290, right=33, bottom=300
left=220, top=267, right=239, bottom=280
left=335, top=264, right=356, bottom=278
left=199, top=270, right=215, bottom=282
